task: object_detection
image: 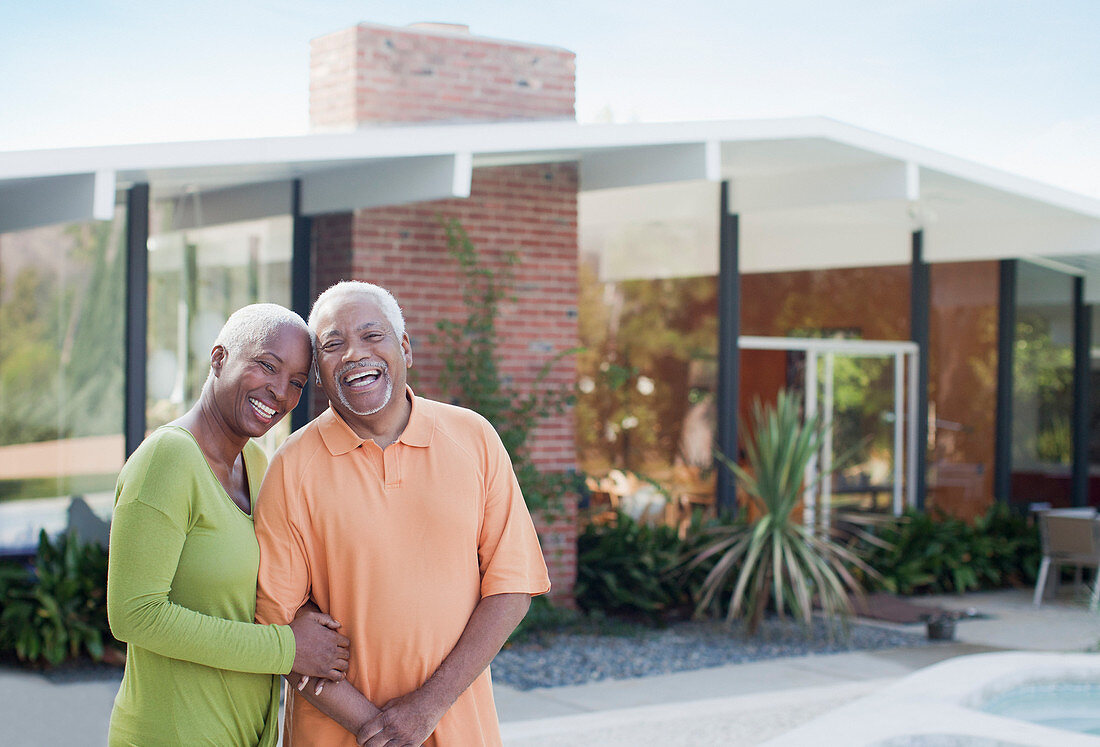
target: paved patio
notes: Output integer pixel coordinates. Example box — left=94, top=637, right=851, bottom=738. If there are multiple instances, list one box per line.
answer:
left=496, top=589, right=1100, bottom=745
left=0, top=589, right=1095, bottom=745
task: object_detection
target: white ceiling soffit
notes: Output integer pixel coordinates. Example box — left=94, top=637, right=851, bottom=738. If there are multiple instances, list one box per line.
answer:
left=1089, top=269, right=1100, bottom=305
left=156, top=180, right=294, bottom=232
left=728, top=160, right=917, bottom=212
left=919, top=169, right=1100, bottom=264
left=300, top=153, right=471, bottom=215
left=718, top=139, right=918, bottom=274
left=153, top=154, right=473, bottom=227
left=720, top=136, right=898, bottom=180
left=740, top=201, right=913, bottom=274
left=0, top=171, right=115, bottom=233
left=1036, top=254, right=1100, bottom=304
left=579, top=180, right=721, bottom=282
left=580, top=142, right=720, bottom=191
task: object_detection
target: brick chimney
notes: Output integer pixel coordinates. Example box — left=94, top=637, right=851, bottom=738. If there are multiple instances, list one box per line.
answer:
left=309, top=22, right=576, bottom=130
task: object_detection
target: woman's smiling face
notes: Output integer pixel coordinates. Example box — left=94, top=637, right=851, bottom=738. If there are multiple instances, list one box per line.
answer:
left=211, top=323, right=312, bottom=439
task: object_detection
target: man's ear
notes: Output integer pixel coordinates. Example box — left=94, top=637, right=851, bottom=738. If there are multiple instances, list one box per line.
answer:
left=402, top=333, right=413, bottom=369
left=210, top=345, right=228, bottom=375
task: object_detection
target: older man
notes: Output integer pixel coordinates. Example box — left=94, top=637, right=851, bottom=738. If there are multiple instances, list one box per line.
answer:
left=254, top=281, right=550, bottom=746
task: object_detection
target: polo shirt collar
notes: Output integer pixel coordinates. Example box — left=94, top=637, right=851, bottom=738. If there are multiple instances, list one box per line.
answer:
left=318, top=386, right=433, bottom=455
left=398, top=387, right=434, bottom=447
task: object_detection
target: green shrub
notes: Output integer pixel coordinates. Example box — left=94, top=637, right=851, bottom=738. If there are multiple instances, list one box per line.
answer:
left=857, top=504, right=1040, bottom=595
left=0, top=530, right=119, bottom=666
left=976, top=502, right=1042, bottom=586
left=575, top=511, right=702, bottom=620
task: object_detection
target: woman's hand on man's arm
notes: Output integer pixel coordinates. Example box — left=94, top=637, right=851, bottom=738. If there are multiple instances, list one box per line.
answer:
left=287, top=609, right=350, bottom=684
left=285, top=602, right=382, bottom=733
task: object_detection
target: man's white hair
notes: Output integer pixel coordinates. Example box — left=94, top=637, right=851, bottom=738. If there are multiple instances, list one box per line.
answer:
left=213, top=303, right=310, bottom=355
left=308, top=281, right=406, bottom=342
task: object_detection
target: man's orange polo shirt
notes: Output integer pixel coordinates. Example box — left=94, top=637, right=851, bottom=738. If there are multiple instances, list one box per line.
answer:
left=254, top=389, right=551, bottom=747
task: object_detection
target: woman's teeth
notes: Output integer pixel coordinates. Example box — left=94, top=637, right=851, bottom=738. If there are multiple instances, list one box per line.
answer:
left=249, top=398, right=276, bottom=419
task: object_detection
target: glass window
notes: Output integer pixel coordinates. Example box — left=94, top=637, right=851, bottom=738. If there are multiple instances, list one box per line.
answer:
left=741, top=266, right=911, bottom=515
left=1011, top=261, right=1075, bottom=508
left=926, top=261, right=999, bottom=519
left=0, top=209, right=127, bottom=548
left=576, top=181, right=720, bottom=523
left=741, top=266, right=911, bottom=341
left=147, top=214, right=294, bottom=453
left=1090, top=305, right=1100, bottom=506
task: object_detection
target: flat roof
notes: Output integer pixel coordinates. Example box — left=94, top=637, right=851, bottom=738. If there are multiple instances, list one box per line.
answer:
left=2, top=117, right=1098, bottom=289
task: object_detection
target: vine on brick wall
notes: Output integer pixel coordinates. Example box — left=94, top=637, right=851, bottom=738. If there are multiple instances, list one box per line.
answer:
left=432, top=219, right=578, bottom=515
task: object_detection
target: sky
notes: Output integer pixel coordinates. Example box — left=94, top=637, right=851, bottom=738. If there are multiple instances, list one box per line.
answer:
left=1, top=0, right=1098, bottom=198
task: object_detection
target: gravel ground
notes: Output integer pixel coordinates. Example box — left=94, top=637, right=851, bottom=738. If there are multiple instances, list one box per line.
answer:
left=9, top=620, right=930, bottom=691
left=493, top=618, right=930, bottom=690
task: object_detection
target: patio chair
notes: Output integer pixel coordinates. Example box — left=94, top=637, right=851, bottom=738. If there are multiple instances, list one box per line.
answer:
left=1033, top=508, right=1100, bottom=610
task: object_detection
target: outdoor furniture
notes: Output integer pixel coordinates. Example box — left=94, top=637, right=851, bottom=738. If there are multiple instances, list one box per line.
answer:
left=583, top=475, right=621, bottom=524
left=1033, top=508, right=1100, bottom=610
left=669, top=465, right=716, bottom=536
left=584, top=471, right=672, bottom=525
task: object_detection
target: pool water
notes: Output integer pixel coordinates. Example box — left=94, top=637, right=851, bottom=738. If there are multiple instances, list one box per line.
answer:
left=981, top=682, right=1100, bottom=736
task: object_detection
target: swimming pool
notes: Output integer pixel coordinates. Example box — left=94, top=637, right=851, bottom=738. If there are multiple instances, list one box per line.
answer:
left=981, top=681, right=1100, bottom=736
left=765, top=652, right=1100, bottom=746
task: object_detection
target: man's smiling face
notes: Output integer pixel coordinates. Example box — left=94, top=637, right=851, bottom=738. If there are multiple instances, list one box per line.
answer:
left=313, top=294, right=412, bottom=423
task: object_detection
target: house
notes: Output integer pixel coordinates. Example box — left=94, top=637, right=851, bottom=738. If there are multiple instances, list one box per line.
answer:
left=2, top=22, right=1099, bottom=597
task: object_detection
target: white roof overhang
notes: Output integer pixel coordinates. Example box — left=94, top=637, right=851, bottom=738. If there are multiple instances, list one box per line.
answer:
left=1, top=116, right=1098, bottom=285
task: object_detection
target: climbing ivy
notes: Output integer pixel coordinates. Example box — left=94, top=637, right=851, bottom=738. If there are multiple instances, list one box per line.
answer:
left=432, top=219, right=579, bottom=514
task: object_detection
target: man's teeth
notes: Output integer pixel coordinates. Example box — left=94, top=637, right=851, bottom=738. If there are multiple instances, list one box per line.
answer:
left=249, top=398, right=276, bottom=418
left=345, top=370, right=380, bottom=384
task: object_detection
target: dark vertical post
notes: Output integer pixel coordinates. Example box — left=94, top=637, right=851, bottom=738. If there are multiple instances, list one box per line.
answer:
left=716, top=181, right=740, bottom=516
left=1072, top=277, right=1090, bottom=508
left=124, top=184, right=149, bottom=458
left=994, top=260, right=1017, bottom=504
left=290, top=179, right=313, bottom=431
left=909, top=230, right=930, bottom=510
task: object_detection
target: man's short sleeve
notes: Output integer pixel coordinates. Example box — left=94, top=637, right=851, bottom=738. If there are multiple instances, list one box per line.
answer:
left=476, top=419, right=551, bottom=598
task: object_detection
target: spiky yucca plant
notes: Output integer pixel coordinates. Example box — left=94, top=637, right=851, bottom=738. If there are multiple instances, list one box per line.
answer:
left=687, top=390, right=873, bottom=634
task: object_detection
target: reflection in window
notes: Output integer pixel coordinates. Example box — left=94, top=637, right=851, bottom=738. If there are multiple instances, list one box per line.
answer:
left=576, top=181, right=720, bottom=523
left=741, top=266, right=911, bottom=514
left=1011, top=261, right=1074, bottom=507
left=926, top=261, right=998, bottom=519
left=147, top=215, right=293, bottom=451
left=576, top=271, right=719, bottom=475
left=793, top=338, right=900, bottom=514
left=0, top=210, right=127, bottom=506
left=1090, top=305, right=1100, bottom=504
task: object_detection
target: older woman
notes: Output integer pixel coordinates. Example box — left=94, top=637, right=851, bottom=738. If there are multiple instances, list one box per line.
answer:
left=107, top=304, right=348, bottom=746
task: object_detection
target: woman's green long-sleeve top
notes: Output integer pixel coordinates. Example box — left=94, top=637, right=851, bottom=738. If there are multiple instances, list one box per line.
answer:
left=106, top=426, right=296, bottom=746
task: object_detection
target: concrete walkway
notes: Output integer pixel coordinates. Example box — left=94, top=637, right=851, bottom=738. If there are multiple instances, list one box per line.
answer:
left=495, top=589, right=1099, bottom=745
left=0, top=589, right=1095, bottom=745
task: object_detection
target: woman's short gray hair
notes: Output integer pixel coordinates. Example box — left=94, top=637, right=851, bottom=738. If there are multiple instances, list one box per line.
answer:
left=308, top=281, right=406, bottom=342
left=213, top=303, right=310, bottom=355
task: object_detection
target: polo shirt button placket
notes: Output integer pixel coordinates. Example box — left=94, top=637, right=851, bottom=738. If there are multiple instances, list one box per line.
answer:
left=383, top=444, right=401, bottom=490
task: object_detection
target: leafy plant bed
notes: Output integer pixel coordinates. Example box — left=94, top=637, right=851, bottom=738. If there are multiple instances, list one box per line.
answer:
left=493, top=617, right=929, bottom=690
left=0, top=531, right=120, bottom=667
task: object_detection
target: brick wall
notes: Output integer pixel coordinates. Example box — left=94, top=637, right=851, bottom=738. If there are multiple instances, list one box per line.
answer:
left=310, top=22, right=575, bottom=129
